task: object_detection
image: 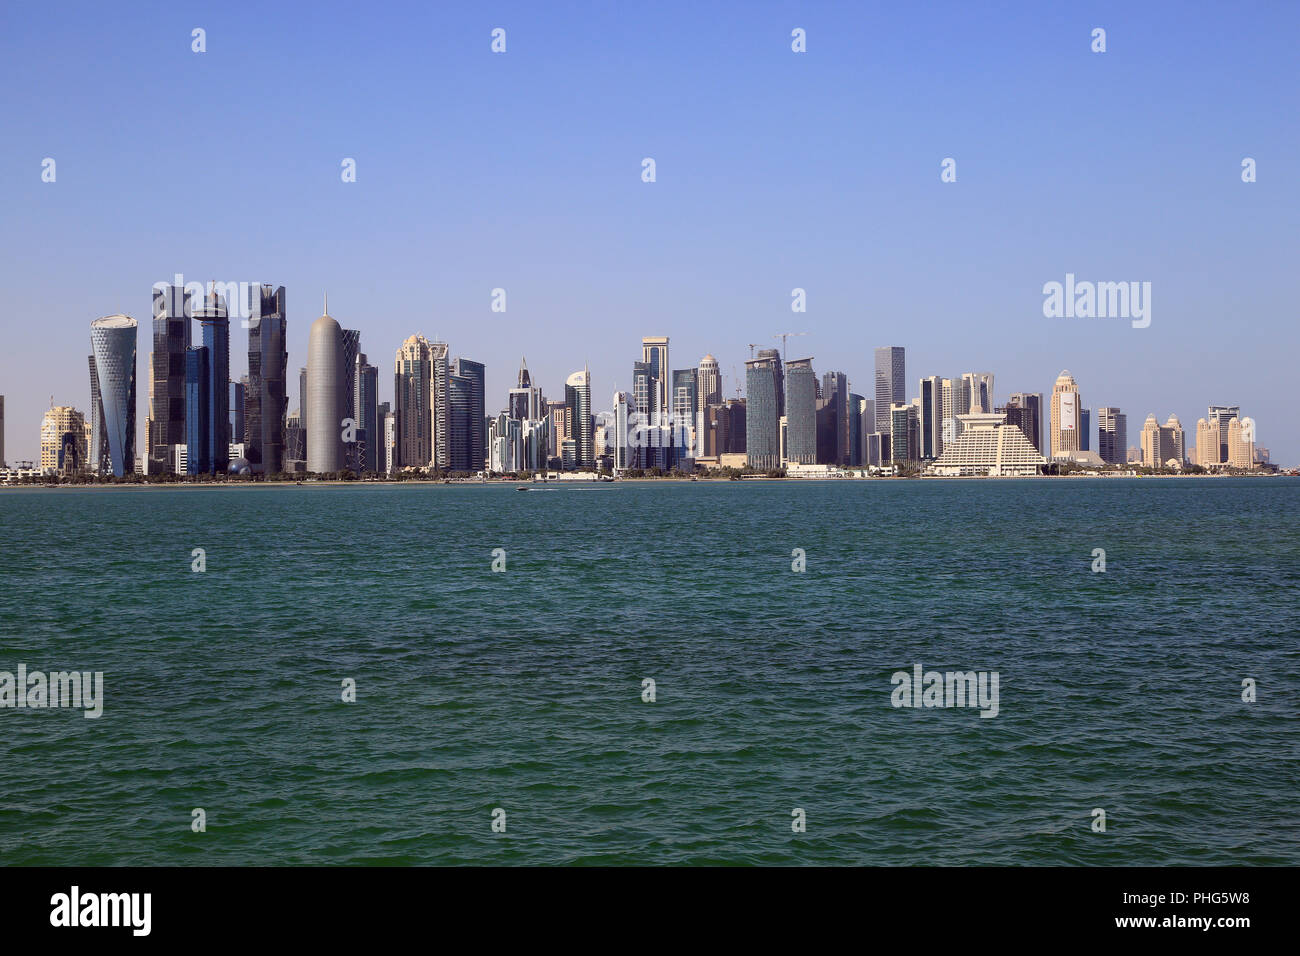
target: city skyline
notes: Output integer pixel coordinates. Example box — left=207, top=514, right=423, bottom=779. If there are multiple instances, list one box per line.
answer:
left=0, top=288, right=1274, bottom=474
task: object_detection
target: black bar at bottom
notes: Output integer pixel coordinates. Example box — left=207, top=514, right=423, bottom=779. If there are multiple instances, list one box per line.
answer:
left=0, top=866, right=1277, bottom=941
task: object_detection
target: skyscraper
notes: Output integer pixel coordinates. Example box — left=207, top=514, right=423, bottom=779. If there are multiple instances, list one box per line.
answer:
left=889, top=403, right=918, bottom=463
left=508, top=357, right=543, bottom=421
left=185, top=346, right=211, bottom=474
left=244, top=284, right=287, bottom=474
left=40, top=405, right=87, bottom=474
left=565, top=368, right=593, bottom=468
left=394, top=334, right=433, bottom=469
left=784, top=359, right=817, bottom=465
left=230, top=379, right=245, bottom=451
left=149, top=284, right=190, bottom=472
left=307, top=303, right=344, bottom=473
left=89, top=314, right=137, bottom=477
left=745, top=355, right=781, bottom=470
left=641, top=336, right=670, bottom=421
left=1049, top=370, right=1081, bottom=458
left=612, top=390, right=631, bottom=470
left=453, top=358, right=486, bottom=471
left=192, top=287, right=230, bottom=474
left=88, top=355, right=109, bottom=474
left=963, top=372, right=995, bottom=414
left=1208, top=405, right=1241, bottom=463
left=821, top=370, right=849, bottom=466
left=1098, top=407, right=1127, bottom=465
left=1227, top=416, right=1255, bottom=468
left=0, top=395, right=5, bottom=467
left=918, top=375, right=944, bottom=460
left=1080, top=407, right=1091, bottom=452
left=1007, top=392, right=1044, bottom=455
left=340, top=329, right=360, bottom=471
left=355, top=353, right=379, bottom=473
left=874, top=346, right=905, bottom=455
left=697, top=354, right=721, bottom=413
left=447, top=371, right=474, bottom=472
left=429, top=341, right=450, bottom=468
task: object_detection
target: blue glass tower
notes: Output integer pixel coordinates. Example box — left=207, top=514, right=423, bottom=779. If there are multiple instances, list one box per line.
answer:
left=194, top=288, right=230, bottom=474
left=185, top=346, right=211, bottom=475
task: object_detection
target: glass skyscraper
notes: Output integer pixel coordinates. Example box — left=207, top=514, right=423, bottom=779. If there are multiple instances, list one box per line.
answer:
left=150, top=285, right=190, bottom=472
left=185, top=346, right=211, bottom=475
left=193, top=288, right=230, bottom=474
left=874, top=346, right=906, bottom=457
left=244, top=284, right=287, bottom=474
left=89, top=314, right=137, bottom=477
left=453, top=358, right=486, bottom=472
left=745, top=356, right=781, bottom=470
left=784, top=359, right=817, bottom=465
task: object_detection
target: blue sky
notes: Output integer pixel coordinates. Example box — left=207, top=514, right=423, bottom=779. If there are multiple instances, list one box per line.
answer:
left=2, top=0, right=1297, bottom=463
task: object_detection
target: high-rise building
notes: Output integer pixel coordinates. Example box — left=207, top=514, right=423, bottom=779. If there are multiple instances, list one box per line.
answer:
left=1140, top=413, right=1184, bottom=467
left=88, top=355, right=109, bottom=474
left=89, top=314, right=138, bottom=477
left=307, top=303, right=344, bottom=473
left=1049, top=370, right=1081, bottom=458
left=40, top=405, right=87, bottom=474
left=1165, top=415, right=1185, bottom=464
left=244, top=284, right=287, bottom=474
left=918, top=375, right=944, bottom=460
left=453, top=358, right=486, bottom=471
left=1195, top=417, right=1219, bottom=467
left=1208, top=406, right=1241, bottom=464
left=191, top=288, right=230, bottom=474
left=394, top=334, right=433, bottom=469
left=1097, top=407, right=1127, bottom=465
left=783, top=359, right=817, bottom=465
left=565, top=367, right=593, bottom=468
left=1007, top=392, right=1044, bottom=455
left=0, top=394, right=5, bottom=466
left=889, top=403, right=918, bottom=463
left=963, top=372, right=995, bottom=414
left=1080, top=407, right=1091, bottom=452
left=355, top=353, right=379, bottom=473
left=631, top=361, right=653, bottom=419
left=339, top=329, right=360, bottom=471
left=285, top=409, right=305, bottom=466
left=756, top=348, right=785, bottom=418
left=820, top=370, right=849, bottom=465
left=429, top=341, right=450, bottom=469
left=230, top=379, right=245, bottom=451
left=447, top=371, right=474, bottom=472
left=697, top=354, right=721, bottom=413
left=610, top=390, right=631, bottom=470
left=185, top=346, right=211, bottom=474
left=149, top=284, right=191, bottom=472
left=508, top=357, right=543, bottom=421
left=874, top=346, right=905, bottom=456
left=382, top=407, right=396, bottom=473
left=641, top=336, right=670, bottom=421
left=745, top=355, right=781, bottom=470
left=1227, top=416, right=1255, bottom=469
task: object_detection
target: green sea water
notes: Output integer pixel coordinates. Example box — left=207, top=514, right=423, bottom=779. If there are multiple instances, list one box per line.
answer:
left=1, top=478, right=1296, bottom=865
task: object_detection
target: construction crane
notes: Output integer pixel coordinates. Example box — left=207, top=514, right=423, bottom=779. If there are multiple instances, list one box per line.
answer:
left=773, top=331, right=807, bottom=364
left=746, top=343, right=762, bottom=359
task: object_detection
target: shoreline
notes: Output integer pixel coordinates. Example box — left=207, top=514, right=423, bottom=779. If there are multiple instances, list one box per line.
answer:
left=1, top=473, right=1291, bottom=491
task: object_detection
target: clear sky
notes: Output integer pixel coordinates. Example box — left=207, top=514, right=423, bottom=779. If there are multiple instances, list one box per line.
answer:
left=2, top=1, right=1297, bottom=464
